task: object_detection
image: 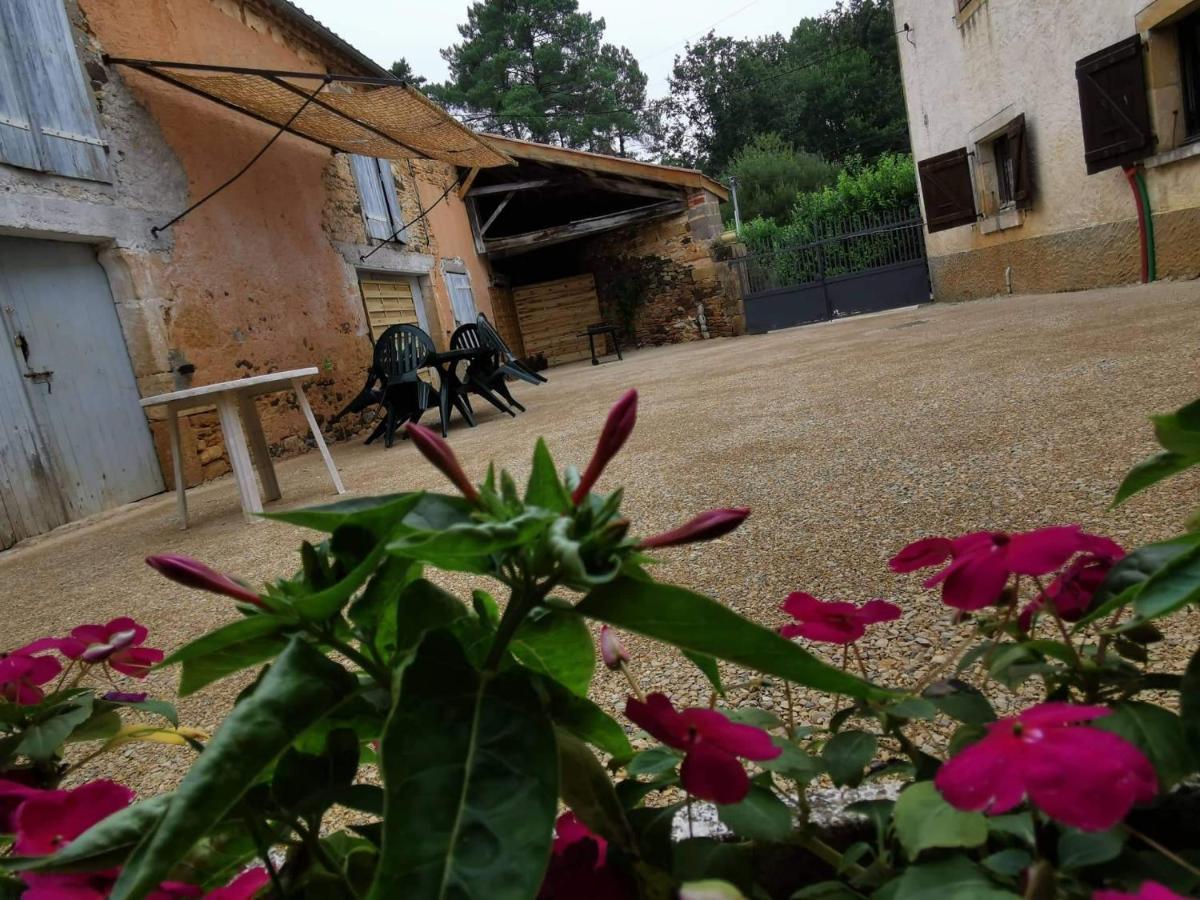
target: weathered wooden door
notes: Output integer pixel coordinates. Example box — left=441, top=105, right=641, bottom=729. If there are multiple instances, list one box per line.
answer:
left=0, top=237, right=162, bottom=548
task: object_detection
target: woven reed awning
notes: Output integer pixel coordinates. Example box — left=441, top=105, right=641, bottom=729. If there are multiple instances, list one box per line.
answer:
left=105, top=59, right=511, bottom=168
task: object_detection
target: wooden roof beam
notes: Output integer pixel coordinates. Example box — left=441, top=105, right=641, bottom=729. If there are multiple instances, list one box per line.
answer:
left=484, top=200, right=685, bottom=258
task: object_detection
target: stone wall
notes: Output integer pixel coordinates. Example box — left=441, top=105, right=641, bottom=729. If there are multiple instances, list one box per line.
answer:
left=581, top=188, right=743, bottom=347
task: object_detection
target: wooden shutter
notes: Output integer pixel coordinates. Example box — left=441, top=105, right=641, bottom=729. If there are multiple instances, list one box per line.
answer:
left=375, top=159, right=409, bottom=243
left=1006, top=114, right=1034, bottom=209
left=0, top=0, right=109, bottom=182
left=350, top=154, right=393, bottom=241
left=0, top=14, right=39, bottom=171
left=445, top=272, right=477, bottom=326
left=917, top=147, right=977, bottom=233
left=358, top=276, right=427, bottom=340
left=1075, top=35, right=1153, bottom=174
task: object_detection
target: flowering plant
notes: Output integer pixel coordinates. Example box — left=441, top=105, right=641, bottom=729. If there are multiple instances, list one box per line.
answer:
left=4, top=393, right=1198, bottom=900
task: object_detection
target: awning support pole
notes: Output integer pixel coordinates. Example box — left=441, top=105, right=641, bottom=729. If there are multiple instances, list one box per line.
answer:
left=150, top=77, right=330, bottom=236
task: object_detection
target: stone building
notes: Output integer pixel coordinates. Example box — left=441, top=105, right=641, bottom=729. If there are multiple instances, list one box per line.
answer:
left=895, top=0, right=1200, bottom=299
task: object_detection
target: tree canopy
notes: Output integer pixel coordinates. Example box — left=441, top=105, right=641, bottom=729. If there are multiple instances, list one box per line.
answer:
left=723, top=134, right=836, bottom=224
left=388, top=57, right=427, bottom=88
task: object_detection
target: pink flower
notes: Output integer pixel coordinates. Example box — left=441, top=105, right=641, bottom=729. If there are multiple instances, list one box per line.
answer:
left=573, top=390, right=637, bottom=505
left=0, top=653, right=61, bottom=705
left=103, top=691, right=149, bottom=703
left=539, top=812, right=629, bottom=900
left=778, top=593, right=901, bottom=645
left=0, top=778, right=41, bottom=832
left=893, top=526, right=1123, bottom=611
left=599, top=626, right=629, bottom=671
left=624, top=693, right=780, bottom=804
left=639, top=508, right=750, bottom=550
left=14, top=780, right=135, bottom=855
left=1018, top=551, right=1122, bottom=632
left=553, top=811, right=607, bottom=866
left=1094, top=882, right=1189, bottom=900
left=148, top=883, right=204, bottom=899
left=205, top=867, right=270, bottom=900
left=22, top=871, right=118, bottom=899
left=49, top=618, right=163, bottom=679
left=404, top=422, right=480, bottom=504
left=146, top=555, right=263, bottom=608
left=935, top=703, right=1156, bottom=831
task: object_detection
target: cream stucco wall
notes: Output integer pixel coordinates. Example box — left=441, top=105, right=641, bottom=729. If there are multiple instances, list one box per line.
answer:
left=894, top=0, right=1200, bottom=297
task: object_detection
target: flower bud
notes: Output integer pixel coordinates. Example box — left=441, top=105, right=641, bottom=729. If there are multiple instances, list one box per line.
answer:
left=639, top=507, right=750, bottom=550
left=405, top=422, right=480, bottom=504
left=572, top=390, right=637, bottom=505
left=599, top=625, right=629, bottom=671
left=145, top=555, right=263, bottom=607
left=102, top=691, right=148, bottom=704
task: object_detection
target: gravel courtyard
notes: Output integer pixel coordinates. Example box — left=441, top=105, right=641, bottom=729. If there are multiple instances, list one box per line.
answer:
left=3, top=281, right=1198, bottom=793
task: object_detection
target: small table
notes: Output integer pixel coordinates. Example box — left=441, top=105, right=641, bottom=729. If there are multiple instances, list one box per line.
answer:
left=425, top=347, right=486, bottom=436
left=578, top=324, right=623, bottom=366
left=140, top=368, right=345, bottom=528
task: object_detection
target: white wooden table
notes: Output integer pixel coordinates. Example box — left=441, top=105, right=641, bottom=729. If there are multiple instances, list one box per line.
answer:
left=140, top=368, right=345, bottom=528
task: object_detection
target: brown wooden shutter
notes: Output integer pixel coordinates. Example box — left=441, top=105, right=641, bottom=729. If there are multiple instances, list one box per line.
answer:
left=918, top=147, right=977, bottom=233
left=1006, top=113, right=1034, bottom=209
left=1075, top=35, right=1154, bottom=174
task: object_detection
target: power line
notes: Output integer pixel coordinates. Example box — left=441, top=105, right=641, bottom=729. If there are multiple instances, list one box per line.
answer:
left=642, top=0, right=768, bottom=61
left=359, top=171, right=463, bottom=262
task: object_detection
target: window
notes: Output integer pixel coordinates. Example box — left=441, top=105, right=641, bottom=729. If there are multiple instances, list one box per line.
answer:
left=350, top=155, right=408, bottom=244
left=993, top=134, right=1015, bottom=206
left=357, top=274, right=428, bottom=340
left=1182, top=8, right=1200, bottom=140
left=0, top=0, right=109, bottom=181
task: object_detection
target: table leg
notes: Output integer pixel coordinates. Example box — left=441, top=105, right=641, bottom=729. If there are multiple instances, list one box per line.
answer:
left=588, top=332, right=598, bottom=365
left=215, top=394, right=263, bottom=519
left=293, top=378, right=346, bottom=495
left=166, top=405, right=188, bottom=530
left=237, top=393, right=281, bottom=502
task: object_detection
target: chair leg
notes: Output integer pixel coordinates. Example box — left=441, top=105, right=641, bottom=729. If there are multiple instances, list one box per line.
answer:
left=383, top=403, right=398, bottom=448
left=613, top=331, right=623, bottom=360
left=439, top=381, right=452, bottom=437
left=364, top=416, right=387, bottom=445
left=493, top=379, right=525, bottom=412
left=473, top=382, right=517, bottom=417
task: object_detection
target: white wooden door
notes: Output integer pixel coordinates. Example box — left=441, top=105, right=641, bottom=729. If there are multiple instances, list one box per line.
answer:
left=0, top=238, right=162, bottom=548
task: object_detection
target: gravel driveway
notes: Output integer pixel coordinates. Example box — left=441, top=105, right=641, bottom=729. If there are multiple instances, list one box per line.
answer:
left=3, top=281, right=1198, bottom=794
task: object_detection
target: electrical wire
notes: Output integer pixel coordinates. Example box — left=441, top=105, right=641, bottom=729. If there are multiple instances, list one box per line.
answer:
left=359, top=171, right=463, bottom=262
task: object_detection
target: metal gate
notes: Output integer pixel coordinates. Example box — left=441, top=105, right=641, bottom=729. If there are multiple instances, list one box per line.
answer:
left=0, top=237, right=163, bottom=549
left=732, top=210, right=930, bottom=333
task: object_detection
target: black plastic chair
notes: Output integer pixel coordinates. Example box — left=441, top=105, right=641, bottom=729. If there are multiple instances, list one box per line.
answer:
left=450, top=323, right=523, bottom=415
left=476, top=313, right=548, bottom=386
left=371, top=324, right=435, bottom=447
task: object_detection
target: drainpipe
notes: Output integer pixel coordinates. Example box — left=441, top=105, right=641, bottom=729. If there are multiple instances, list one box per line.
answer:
left=729, top=176, right=742, bottom=233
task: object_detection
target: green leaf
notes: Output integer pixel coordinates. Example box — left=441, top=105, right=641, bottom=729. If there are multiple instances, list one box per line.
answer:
left=1181, top=646, right=1200, bottom=746
left=272, top=728, right=359, bottom=815
left=114, top=699, right=178, bottom=727
left=1057, top=828, right=1126, bottom=869
left=65, top=709, right=122, bottom=743
left=109, top=638, right=358, bottom=900
left=821, top=730, right=877, bottom=787
left=575, top=575, right=887, bottom=701
left=291, top=539, right=387, bottom=621
left=388, top=511, right=552, bottom=574
left=892, top=855, right=1019, bottom=900
left=349, top=557, right=420, bottom=630
left=162, top=616, right=291, bottom=698
left=1078, top=534, right=1200, bottom=630
left=716, top=784, right=793, bottom=842
left=1133, top=541, right=1200, bottom=622
left=472, top=590, right=500, bottom=629
left=886, top=697, right=937, bottom=720
left=893, top=781, right=988, bottom=859
left=537, top=675, right=632, bottom=762
left=19, top=694, right=94, bottom=760
left=923, top=679, right=996, bottom=726
left=683, top=650, right=724, bottom=697
left=556, top=728, right=634, bottom=850
left=375, top=578, right=468, bottom=664
left=265, top=492, right=426, bottom=535
left=982, top=849, right=1032, bottom=877
left=547, top=518, right=622, bottom=589
left=627, top=747, right=681, bottom=777
left=845, top=799, right=893, bottom=843
left=1114, top=452, right=1198, bottom=506
left=1095, top=701, right=1198, bottom=788
left=760, top=737, right=824, bottom=783
left=987, top=813, right=1034, bottom=846
left=1154, top=399, right=1200, bottom=455
left=679, top=878, right=750, bottom=900
left=525, top=438, right=570, bottom=512
left=724, top=708, right=783, bottom=731
left=7, top=795, right=171, bottom=873
left=370, top=631, right=558, bottom=900
left=510, top=609, right=595, bottom=696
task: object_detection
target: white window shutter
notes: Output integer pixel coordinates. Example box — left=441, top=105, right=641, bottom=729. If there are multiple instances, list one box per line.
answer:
left=446, top=272, right=477, bottom=326
left=0, top=0, right=109, bottom=182
left=350, top=154, right=392, bottom=241
left=375, top=158, right=409, bottom=243
left=0, top=14, right=39, bottom=171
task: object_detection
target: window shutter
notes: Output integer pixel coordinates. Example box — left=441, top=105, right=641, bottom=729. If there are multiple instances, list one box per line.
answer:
left=1006, top=113, right=1034, bottom=209
left=0, top=14, right=39, bottom=171
left=375, top=158, right=409, bottom=244
left=350, top=154, right=392, bottom=241
left=1075, top=35, right=1153, bottom=175
left=445, top=272, right=477, bottom=326
left=0, top=0, right=109, bottom=182
left=917, top=147, right=977, bottom=233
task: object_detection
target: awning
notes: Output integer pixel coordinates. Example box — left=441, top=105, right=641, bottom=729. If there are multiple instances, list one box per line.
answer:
left=105, top=59, right=511, bottom=169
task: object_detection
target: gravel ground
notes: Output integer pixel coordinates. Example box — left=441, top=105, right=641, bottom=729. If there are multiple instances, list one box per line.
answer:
left=3, top=281, right=1199, bottom=799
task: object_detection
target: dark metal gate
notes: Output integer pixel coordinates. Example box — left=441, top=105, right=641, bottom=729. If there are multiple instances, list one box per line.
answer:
left=731, top=209, right=930, bottom=333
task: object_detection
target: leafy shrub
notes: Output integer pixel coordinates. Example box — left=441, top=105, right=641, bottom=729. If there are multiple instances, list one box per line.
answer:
left=2, top=393, right=1199, bottom=899
left=722, top=134, right=836, bottom=225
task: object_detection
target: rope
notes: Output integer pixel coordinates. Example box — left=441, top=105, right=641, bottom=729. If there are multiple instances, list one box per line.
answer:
left=359, top=171, right=464, bottom=262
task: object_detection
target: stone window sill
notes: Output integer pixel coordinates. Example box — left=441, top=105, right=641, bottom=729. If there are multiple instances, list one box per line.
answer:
left=1144, top=139, right=1200, bottom=169
left=979, top=207, right=1023, bottom=234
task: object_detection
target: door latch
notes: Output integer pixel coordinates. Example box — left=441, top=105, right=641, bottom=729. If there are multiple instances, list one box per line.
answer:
left=23, top=370, right=53, bottom=393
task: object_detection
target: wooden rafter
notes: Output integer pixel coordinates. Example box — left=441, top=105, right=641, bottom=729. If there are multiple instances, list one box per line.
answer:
left=484, top=200, right=685, bottom=258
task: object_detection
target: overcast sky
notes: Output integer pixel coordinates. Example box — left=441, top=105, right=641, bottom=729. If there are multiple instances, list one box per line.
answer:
left=294, top=0, right=833, bottom=97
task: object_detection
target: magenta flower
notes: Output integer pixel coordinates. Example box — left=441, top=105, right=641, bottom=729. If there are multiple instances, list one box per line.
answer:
left=639, top=508, right=750, bottom=550
left=599, top=626, right=629, bottom=671
left=48, top=618, right=164, bottom=679
left=553, top=811, right=607, bottom=866
left=778, top=593, right=901, bottom=645
left=935, top=703, right=1156, bottom=831
left=405, top=422, right=480, bottom=504
left=147, top=883, right=204, bottom=899
left=0, top=778, right=41, bottom=832
left=892, top=526, right=1123, bottom=611
left=205, top=867, right=270, bottom=900
left=1018, top=551, right=1122, bottom=632
left=625, top=693, right=780, bottom=804
left=146, top=555, right=264, bottom=608
left=103, top=691, right=149, bottom=704
left=1094, top=882, right=1189, bottom=900
left=14, top=779, right=134, bottom=855
left=0, top=653, right=61, bottom=705
left=573, top=390, right=637, bottom=505
left=539, top=811, right=629, bottom=900
left=22, top=870, right=119, bottom=899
